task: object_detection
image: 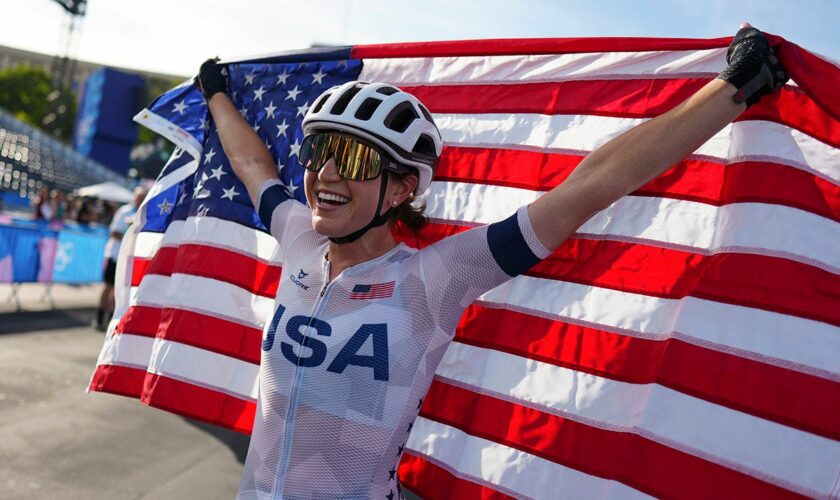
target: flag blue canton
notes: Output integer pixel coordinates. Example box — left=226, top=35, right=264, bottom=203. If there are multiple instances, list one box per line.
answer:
left=352, top=284, right=371, bottom=293
left=141, top=58, right=362, bottom=234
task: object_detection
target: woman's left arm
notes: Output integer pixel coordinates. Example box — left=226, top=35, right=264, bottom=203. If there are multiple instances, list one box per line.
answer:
left=527, top=25, right=787, bottom=252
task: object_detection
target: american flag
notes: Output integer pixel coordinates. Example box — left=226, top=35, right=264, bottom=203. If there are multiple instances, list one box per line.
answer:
left=89, top=36, right=840, bottom=499
left=350, top=281, right=396, bottom=300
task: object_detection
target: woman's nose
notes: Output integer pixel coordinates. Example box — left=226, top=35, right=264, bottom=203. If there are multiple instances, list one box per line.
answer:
left=318, top=157, right=342, bottom=182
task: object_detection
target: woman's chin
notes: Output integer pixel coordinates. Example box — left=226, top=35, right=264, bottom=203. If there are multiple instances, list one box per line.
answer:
left=311, top=215, right=353, bottom=238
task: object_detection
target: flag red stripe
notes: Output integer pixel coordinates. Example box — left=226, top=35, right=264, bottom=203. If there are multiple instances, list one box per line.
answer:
left=400, top=224, right=840, bottom=328
left=140, top=373, right=256, bottom=435
left=405, top=80, right=839, bottom=149
left=133, top=244, right=281, bottom=297
left=88, top=364, right=146, bottom=399
left=435, top=147, right=840, bottom=223
left=352, top=36, right=731, bottom=59
left=455, top=304, right=840, bottom=442
left=421, top=381, right=804, bottom=499
left=399, top=452, right=515, bottom=500
left=115, top=305, right=262, bottom=364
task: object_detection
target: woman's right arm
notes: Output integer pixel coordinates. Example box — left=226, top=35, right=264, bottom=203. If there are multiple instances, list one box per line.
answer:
left=199, top=60, right=278, bottom=207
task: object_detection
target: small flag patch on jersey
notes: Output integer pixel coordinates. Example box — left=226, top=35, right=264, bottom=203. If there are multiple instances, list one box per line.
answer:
left=350, top=281, right=395, bottom=299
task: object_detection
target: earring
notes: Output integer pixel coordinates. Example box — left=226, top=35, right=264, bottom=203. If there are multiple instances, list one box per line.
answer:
left=391, top=201, right=399, bottom=207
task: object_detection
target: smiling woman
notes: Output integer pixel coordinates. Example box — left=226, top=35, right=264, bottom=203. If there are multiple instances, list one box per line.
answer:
left=195, top=26, right=788, bottom=499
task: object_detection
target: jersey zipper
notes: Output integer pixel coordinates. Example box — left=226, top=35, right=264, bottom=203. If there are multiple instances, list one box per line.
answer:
left=275, top=257, right=336, bottom=498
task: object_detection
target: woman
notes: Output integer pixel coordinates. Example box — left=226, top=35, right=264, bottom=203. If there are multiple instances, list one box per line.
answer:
left=199, top=25, right=786, bottom=500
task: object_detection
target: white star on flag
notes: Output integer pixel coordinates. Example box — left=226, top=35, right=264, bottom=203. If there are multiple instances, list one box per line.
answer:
left=172, top=100, right=187, bottom=115
left=156, top=198, right=173, bottom=215
left=239, top=106, right=248, bottom=118
left=178, top=190, right=188, bottom=205
left=264, top=101, right=277, bottom=119
left=200, top=118, right=210, bottom=131
left=285, top=179, right=299, bottom=197
left=265, top=140, right=272, bottom=150
left=253, top=85, right=267, bottom=102
left=203, top=148, right=216, bottom=164
left=296, top=101, right=310, bottom=117
left=252, top=122, right=260, bottom=132
left=286, top=85, right=302, bottom=101
left=312, top=69, right=327, bottom=84
left=289, top=139, right=301, bottom=158
left=209, top=165, right=227, bottom=181
left=276, top=119, right=289, bottom=137
left=276, top=71, right=289, bottom=85
left=244, top=72, right=256, bottom=85
left=276, top=160, right=285, bottom=175
left=221, top=186, right=240, bottom=201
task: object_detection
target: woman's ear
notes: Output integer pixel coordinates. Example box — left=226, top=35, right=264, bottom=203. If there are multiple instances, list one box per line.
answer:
left=390, top=173, right=418, bottom=206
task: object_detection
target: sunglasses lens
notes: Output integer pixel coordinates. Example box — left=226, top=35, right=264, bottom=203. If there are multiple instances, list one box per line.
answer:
left=299, top=133, right=383, bottom=181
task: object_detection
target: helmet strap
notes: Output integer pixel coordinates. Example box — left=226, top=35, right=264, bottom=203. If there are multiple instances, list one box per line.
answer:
left=328, top=171, right=395, bottom=244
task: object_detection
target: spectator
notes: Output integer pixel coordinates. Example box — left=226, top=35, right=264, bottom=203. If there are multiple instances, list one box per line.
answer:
left=94, top=186, right=147, bottom=331
left=52, top=190, right=66, bottom=220
left=32, top=186, right=54, bottom=220
left=64, top=194, right=77, bottom=221
left=75, top=198, right=95, bottom=224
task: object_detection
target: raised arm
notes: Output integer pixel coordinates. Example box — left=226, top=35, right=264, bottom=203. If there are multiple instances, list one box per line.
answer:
left=197, top=59, right=278, bottom=207
left=527, top=26, right=788, bottom=252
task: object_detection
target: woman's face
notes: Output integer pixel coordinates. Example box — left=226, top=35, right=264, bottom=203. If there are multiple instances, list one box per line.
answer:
left=304, top=156, right=385, bottom=238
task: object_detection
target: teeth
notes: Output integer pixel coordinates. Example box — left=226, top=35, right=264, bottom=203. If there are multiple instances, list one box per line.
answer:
left=318, top=191, right=350, bottom=203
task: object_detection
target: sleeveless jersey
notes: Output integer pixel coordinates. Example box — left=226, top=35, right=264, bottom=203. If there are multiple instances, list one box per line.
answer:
left=237, top=179, right=551, bottom=500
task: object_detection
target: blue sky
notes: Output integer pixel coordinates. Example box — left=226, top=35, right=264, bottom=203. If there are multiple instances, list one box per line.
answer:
left=1, top=0, right=838, bottom=76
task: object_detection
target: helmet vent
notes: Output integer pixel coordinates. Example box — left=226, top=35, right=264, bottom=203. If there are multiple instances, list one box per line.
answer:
left=311, top=93, right=332, bottom=114
left=330, top=83, right=366, bottom=115
left=376, top=86, right=400, bottom=96
left=417, top=103, right=434, bottom=122
left=413, top=134, right=437, bottom=156
left=384, top=101, right=419, bottom=133
left=354, top=97, right=383, bottom=120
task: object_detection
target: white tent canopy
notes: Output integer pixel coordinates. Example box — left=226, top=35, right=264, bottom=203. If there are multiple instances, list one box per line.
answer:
left=74, top=181, right=134, bottom=203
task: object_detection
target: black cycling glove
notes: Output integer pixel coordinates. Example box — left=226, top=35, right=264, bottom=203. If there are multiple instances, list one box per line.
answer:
left=717, top=27, right=788, bottom=107
left=195, top=58, right=228, bottom=100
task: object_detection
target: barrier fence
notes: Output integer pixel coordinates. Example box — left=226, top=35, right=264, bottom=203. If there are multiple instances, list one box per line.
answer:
left=0, top=214, right=108, bottom=308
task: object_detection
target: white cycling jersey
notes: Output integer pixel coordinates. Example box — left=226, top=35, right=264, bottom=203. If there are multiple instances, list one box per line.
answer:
left=237, top=179, right=551, bottom=500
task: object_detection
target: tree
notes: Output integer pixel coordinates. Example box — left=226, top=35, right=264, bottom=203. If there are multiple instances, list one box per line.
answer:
left=0, top=66, right=77, bottom=142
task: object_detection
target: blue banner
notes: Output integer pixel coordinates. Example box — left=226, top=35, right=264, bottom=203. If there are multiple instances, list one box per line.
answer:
left=52, top=227, right=108, bottom=283
left=0, top=218, right=108, bottom=284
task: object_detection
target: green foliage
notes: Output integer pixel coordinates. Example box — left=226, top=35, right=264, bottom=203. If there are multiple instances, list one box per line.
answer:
left=0, top=66, right=77, bottom=142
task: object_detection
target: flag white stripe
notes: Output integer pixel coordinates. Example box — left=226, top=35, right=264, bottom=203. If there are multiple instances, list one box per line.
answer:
left=426, top=181, right=840, bottom=273
left=134, top=216, right=281, bottom=262
left=434, top=114, right=840, bottom=183
left=436, top=342, right=839, bottom=497
left=131, top=274, right=273, bottom=329
left=95, top=332, right=154, bottom=371
left=148, top=338, right=259, bottom=400
left=360, top=48, right=727, bottom=86
left=96, top=334, right=259, bottom=400
left=479, top=276, right=840, bottom=379
left=407, top=417, right=655, bottom=500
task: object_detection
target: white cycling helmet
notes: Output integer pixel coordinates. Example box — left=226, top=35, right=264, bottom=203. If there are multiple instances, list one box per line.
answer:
left=302, top=81, right=443, bottom=195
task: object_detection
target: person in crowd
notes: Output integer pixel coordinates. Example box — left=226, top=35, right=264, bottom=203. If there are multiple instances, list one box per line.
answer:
left=75, top=198, right=95, bottom=224
left=52, top=190, right=67, bottom=221
left=32, top=186, right=54, bottom=221
left=94, top=187, right=147, bottom=331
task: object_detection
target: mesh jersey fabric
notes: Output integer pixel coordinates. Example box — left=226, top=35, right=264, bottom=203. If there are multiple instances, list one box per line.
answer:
left=238, top=179, right=551, bottom=500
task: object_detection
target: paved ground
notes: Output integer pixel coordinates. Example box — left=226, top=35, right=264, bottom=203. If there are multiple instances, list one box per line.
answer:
left=0, top=284, right=249, bottom=500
